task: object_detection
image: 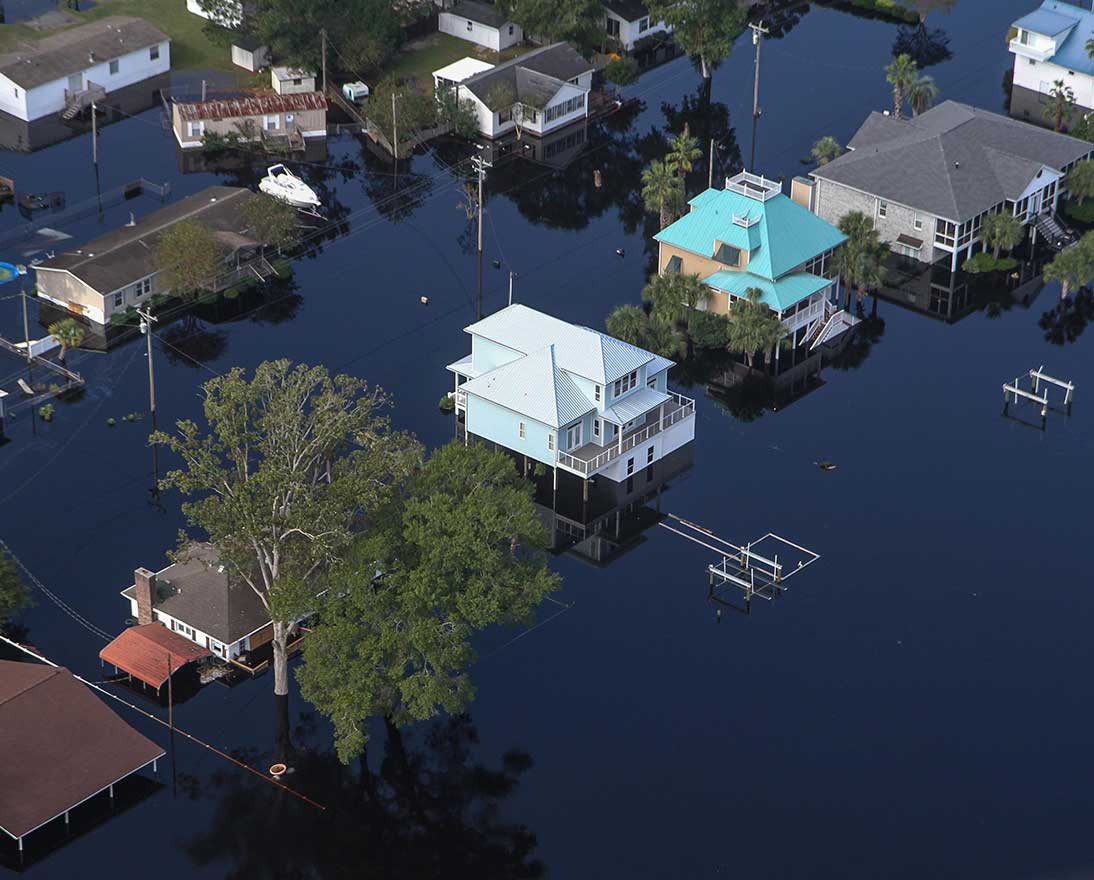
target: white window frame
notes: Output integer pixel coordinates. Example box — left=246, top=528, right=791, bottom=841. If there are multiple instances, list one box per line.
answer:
left=878, top=200, right=887, bottom=218
left=627, top=457, right=635, bottom=475
left=593, top=419, right=600, bottom=438
left=466, top=19, right=473, bottom=30
left=264, top=115, right=279, bottom=131
left=647, top=446, right=655, bottom=464
left=913, top=212, right=923, bottom=231
left=113, top=290, right=125, bottom=308
left=150, top=44, right=160, bottom=61
left=638, top=17, right=650, bottom=31
left=518, top=421, right=525, bottom=439
left=547, top=433, right=555, bottom=451
left=109, top=59, right=119, bottom=75
left=594, top=385, right=601, bottom=402
left=188, top=120, right=205, bottom=138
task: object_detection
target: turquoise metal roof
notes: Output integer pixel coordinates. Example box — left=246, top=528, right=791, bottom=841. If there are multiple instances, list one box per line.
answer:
left=654, top=186, right=846, bottom=281
left=704, top=270, right=833, bottom=312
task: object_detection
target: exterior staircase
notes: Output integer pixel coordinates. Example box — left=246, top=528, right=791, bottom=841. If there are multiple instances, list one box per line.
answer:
left=807, top=300, right=860, bottom=350
left=1033, top=210, right=1073, bottom=251
left=61, top=82, right=106, bottom=121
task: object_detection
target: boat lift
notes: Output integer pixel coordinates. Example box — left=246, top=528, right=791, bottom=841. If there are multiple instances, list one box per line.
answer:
left=1002, top=366, right=1075, bottom=429
left=657, top=514, right=820, bottom=614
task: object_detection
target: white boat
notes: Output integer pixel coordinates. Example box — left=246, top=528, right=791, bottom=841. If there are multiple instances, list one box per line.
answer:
left=258, top=164, right=320, bottom=210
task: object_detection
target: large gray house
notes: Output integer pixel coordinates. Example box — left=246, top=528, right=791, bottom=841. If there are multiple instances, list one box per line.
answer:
left=802, top=101, right=1094, bottom=270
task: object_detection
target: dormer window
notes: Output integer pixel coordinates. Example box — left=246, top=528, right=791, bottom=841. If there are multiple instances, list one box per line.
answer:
left=665, top=255, right=682, bottom=274
left=714, top=243, right=741, bottom=266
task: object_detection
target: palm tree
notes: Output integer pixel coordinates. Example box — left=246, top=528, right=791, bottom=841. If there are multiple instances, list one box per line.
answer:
left=47, top=318, right=85, bottom=364
left=810, top=136, right=843, bottom=166
left=641, top=159, right=684, bottom=230
left=605, top=304, right=651, bottom=347
left=1044, top=232, right=1094, bottom=299
left=666, top=123, right=702, bottom=181
left=1066, top=159, right=1094, bottom=205
left=1044, top=80, right=1076, bottom=132
left=833, top=211, right=888, bottom=308
left=1086, top=35, right=1094, bottom=59
left=980, top=212, right=1023, bottom=260
left=642, top=272, right=707, bottom=338
left=885, top=53, right=919, bottom=119
left=725, top=288, right=787, bottom=369
left=907, top=74, right=939, bottom=116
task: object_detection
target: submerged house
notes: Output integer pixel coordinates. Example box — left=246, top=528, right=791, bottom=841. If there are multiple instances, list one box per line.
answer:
left=34, top=186, right=275, bottom=326
left=603, top=0, right=671, bottom=51
left=448, top=304, right=696, bottom=483
left=454, top=42, right=594, bottom=139
left=1009, top=1, right=1094, bottom=113
left=438, top=0, right=523, bottom=51
left=119, top=544, right=273, bottom=662
left=806, top=101, right=1094, bottom=269
left=0, top=17, right=170, bottom=123
left=171, top=89, right=327, bottom=150
left=654, top=171, right=856, bottom=353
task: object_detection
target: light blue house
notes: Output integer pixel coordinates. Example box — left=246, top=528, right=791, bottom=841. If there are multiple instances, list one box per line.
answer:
left=447, top=304, right=696, bottom=484
left=654, top=171, right=858, bottom=355
left=1010, top=1, right=1094, bottom=113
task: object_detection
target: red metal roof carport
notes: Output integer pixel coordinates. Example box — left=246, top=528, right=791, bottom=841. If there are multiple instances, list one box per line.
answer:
left=99, top=623, right=211, bottom=689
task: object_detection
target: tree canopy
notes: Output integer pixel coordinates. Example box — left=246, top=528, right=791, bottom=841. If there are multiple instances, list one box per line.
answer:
left=47, top=318, right=85, bottom=363
left=0, top=549, right=32, bottom=630
left=646, top=0, right=746, bottom=79
left=497, top=0, right=602, bottom=48
left=1045, top=80, right=1077, bottom=132
left=833, top=210, right=889, bottom=306
left=811, top=136, right=843, bottom=166
left=241, top=193, right=300, bottom=252
left=980, top=212, right=1023, bottom=259
left=155, top=220, right=224, bottom=300
left=641, top=159, right=684, bottom=230
left=1067, top=160, right=1094, bottom=206
left=885, top=53, right=919, bottom=119
left=297, top=442, right=559, bottom=762
left=151, top=360, right=421, bottom=710
left=725, top=288, right=786, bottom=368
left=642, top=271, right=706, bottom=338
left=1044, top=232, right=1094, bottom=298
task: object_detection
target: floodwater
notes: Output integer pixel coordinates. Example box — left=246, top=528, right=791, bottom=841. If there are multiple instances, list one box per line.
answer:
left=3, top=1, right=1094, bottom=877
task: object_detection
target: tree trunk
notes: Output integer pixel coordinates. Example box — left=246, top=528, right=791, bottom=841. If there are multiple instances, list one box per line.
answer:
left=843, top=279, right=852, bottom=310
left=893, top=87, right=902, bottom=120
left=994, top=243, right=1000, bottom=260
left=1062, top=280, right=1070, bottom=299
left=660, top=206, right=668, bottom=230
left=274, top=691, right=293, bottom=762
left=700, top=53, right=710, bottom=80
left=272, top=619, right=290, bottom=696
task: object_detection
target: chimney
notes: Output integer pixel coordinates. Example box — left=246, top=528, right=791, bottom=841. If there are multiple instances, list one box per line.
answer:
left=134, top=567, right=156, bottom=625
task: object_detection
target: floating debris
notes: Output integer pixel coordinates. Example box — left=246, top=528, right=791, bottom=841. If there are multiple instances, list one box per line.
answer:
left=816, top=461, right=837, bottom=471
left=615, top=247, right=625, bottom=257
left=420, top=295, right=429, bottom=305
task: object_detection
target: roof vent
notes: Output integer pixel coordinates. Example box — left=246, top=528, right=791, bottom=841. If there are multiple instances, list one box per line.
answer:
left=88, top=51, right=95, bottom=63
left=954, top=161, right=960, bottom=169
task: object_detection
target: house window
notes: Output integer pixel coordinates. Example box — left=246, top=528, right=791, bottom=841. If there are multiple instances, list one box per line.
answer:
left=714, top=243, right=741, bottom=266
left=265, top=115, right=279, bottom=131
left=113, top=290, right=125, bottom=308
left=292, top=77, right=302, bottom=85
left=594, top=385, right=601, bottom=402
left=210, top=639, right=223, bottom=655
left=647, top=446, right=655, bottom=464
left=935, top=218, right=956, bottom=247
left=913, top=212, right=923, bottom=231
left=627, top=457, right=635, bottom=475
left=466, top=19, right=473, bottom=30
left=638, top=16, right=650, bottom=31
left=1019, top=29, right=1031, bottom=45
left=566, top=422, right=582, bottom=449
left=547, top=433, right=554, bottom=451
left=133, top=277, right=152, bottom=298
left=498, top=108, right=512, bottom=123
left=508, top=24, right=514, bottom=34
left=285, top=113, right=295, bottom=127
left=612, top=370, right=637, bottom=397
left=518, top=421, right=526, bottom=439
left=13, top=87, right=18, bottom=98
left=607, top=17, right=620, bottom=37
left=150, top=44, right=160, bottom=61
left=647, top=376, right=656, bottom=389
left=665, top=255, right=682, bottom=274
left=109, top=60, right=119, bottom=75
left=188, top=120, right=204, bottom=138
left=593, top=419, right=601, bottom=438
left=878, top=200, right=887, bottom=218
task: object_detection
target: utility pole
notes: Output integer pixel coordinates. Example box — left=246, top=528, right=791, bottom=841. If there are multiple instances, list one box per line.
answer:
left=320, top=28, right=327, bottom=95
left=20, top=291, right=30, bottom=364
left=508, top=270, right=514, bottom=306
left=748, top=21, right=768, bottom=172
left=708, top=138, right=715, bottom=190
left=91, top=99, right=97, bottom=166
left=471, top=151, right=492, bottom=319
left=137, top=308, right=157, bottom=422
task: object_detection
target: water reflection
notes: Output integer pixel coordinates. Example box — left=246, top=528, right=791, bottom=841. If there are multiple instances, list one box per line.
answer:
left=704, top=347, right=830, bottom=422
left=1040, top=288, right=1094, bottom=345
left=185, top=713, right=543, bottom=879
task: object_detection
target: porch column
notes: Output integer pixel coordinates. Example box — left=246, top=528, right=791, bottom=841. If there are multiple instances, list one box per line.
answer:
left=949, top=247, right=958, bottom=273
left=658, top=402, right=665, bottom=429
left=618, top=423, right=623, bottom=455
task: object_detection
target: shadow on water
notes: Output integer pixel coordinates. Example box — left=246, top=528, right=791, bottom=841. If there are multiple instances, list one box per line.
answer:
left=183, top=713, right=543, bottom=879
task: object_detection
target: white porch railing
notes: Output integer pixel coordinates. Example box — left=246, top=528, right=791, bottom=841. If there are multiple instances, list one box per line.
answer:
left=456, top=388, right=467, bottom=409
left=556, top=391, right=695, bottom=476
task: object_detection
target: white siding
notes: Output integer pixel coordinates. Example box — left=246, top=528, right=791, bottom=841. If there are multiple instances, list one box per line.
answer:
left=459, top=80, right=588, bottom=139
left=186, top=0, right=242, bottom=26
left=1011, top=54, right=1094, bottom=111
left=604, top=8, right=671, bottom=51
left=438, top=13, right=522, bottom=50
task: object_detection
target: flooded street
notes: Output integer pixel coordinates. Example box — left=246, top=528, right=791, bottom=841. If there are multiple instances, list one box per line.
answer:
left=2, top=1, right=1094, bottom=877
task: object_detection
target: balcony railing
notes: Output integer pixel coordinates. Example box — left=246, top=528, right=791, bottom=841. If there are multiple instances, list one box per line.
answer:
left=1008, top=38, right=1054, bottom=62
left=62, top=81, right=106, bottom=118
left=556, top=391, right=695, bottom=476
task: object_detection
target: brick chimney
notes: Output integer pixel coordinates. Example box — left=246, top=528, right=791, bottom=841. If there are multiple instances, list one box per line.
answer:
left=134, top=568, right=156, bottom=625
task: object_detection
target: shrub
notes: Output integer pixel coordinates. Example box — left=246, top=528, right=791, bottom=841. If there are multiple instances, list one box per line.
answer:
left=604, top=56, right=640, bottom=87
left=438, top=393, right=455, bottom=413
left=38, top=403, right=55, bottom=422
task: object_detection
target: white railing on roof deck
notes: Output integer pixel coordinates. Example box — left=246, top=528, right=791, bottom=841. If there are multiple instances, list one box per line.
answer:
left=725, top=171, right=782, bottom=201
left=732, top=213, right=759, bottom=228
left=555, top=392, right=695, bottom=476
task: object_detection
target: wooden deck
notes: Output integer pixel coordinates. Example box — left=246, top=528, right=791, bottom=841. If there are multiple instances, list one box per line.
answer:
left=228, top=629, right=308, bottom=675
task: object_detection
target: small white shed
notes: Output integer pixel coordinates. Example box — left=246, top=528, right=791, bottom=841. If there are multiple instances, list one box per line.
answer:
left=271, top=67, right=317, bottom=95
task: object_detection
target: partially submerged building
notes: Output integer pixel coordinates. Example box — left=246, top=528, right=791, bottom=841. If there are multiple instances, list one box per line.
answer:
left=0, top=660, right=163, bottom=854
left=806, top=101, right=1094, bottom=269
left=448, top=304, right=695, bottom=483
left=171, top=89, right=327, bottom=150
left=0, top=17, right=169, bottom=123
left=34, top=186, right=275, bottom=326
left=655, top=171, right=856, bottom=352
left=452, top=42, right=593, bottom=139
left=1009, top=1, right=1094, bottom=114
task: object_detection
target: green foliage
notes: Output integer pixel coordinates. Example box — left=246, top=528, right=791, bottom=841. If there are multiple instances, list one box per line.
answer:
left=885, top=53, right=918, bottom=119
left=107, top=417, right=117, bottom=426
left=483, top=80, right=517, bottom=113
left=47, top=317, right=85, bottom=363
left=666, top=124, right=702, bottom=180
left=641, top=158, right=684, bottom=230
left=0, top=550, right=32, bottom=627
left=1070, top=112, right=1094, bottom=143
left=1063, top=196, right=1094, bottom=223
left=646, top=0, right=746, bottom=78
left=151, top=360, right=422, bottom=697
left=155, top=219, right=224, bottom=300
left=368, top=78, right=436, bottom=151
left=689, top=309, right=730, bottom=350
left=980, top=211, right=1023, bottom=258
left=241, top=193, right=300, bottom=251
left=438, top=393, right=456, bottom=413
left=201, top=130, right=247, bottom=154
left=434, top=83, right=480, bottom=140
left=297, top=442, right=559, bottom=762
left=497, top=0, right=602, bottom=48
left=726, top=288, right=786, bottom=367
left=962, top=252, right=1018, bottom=274
left=850, top=0, right=918, bottom=22
left=908, top=73, right=939, bottom=116
left=1043, top=232, right=1094, bottom=296
left=642, top=271, right=705, bottom=336
left=38, top=403, right=55, bottom=422
left=833, top=210, right=889, bottom=304
left=1067, top=159, right=1094, bottom=206
left=1044, top=80, right=1077, bottom=132
left=605, top=304, right=650, bottom=347
left=604, top=55, right=639, bottom=86
left=811, top=135, right=843, bottom=166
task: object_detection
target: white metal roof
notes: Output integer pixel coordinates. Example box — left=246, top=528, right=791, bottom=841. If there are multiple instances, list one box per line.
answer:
left=272, top=66, right=314, bottom=81
left=433, top=57, right=495, bottom=83
left=445, top=353, right=482, bottom=379
left=464, top=304, right=666, bottom=384
left=606, top=386, right=670, bottom=424
left=460, top=345, right=592, bottom=428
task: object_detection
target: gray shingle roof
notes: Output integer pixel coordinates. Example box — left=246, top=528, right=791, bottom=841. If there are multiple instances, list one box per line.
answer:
left=37, top=186, right=256, bottom=296
left=0, top=17, right=167, bottom=90
left=462, top=42, right=592, bottom=107
left=121, top=543, right=270, bottom=645
left=603, top=0, right=651, bottom=22
left=444, top=0, right=511, bottom=28
left=813, top=101, right=1094, bottom=221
